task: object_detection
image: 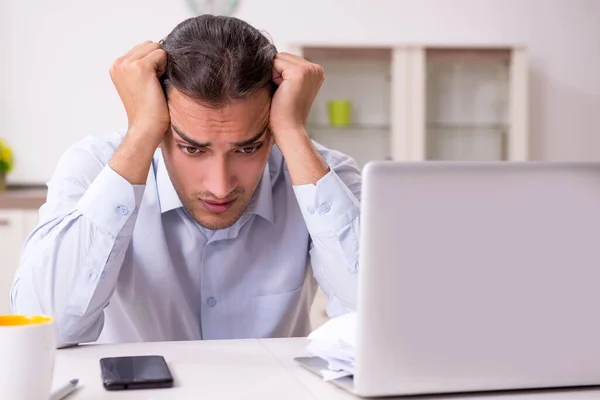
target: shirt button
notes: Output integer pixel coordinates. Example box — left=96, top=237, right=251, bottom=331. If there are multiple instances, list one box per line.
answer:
left=307, top=206, right=315, bottom=215
left=207, top=297, right=218, bottom=307
left=87, top=270, right=97, bottom=280
left=319, top=204, right=331, bottom=214
left=117, top=205, right=129, bottom=216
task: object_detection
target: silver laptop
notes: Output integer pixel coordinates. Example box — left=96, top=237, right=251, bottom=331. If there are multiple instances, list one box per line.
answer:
left=297, top=161, right=600, bottom=397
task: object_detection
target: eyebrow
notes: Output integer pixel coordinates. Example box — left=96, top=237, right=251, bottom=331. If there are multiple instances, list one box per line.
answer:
left=171, top=123, right=269, bottom=148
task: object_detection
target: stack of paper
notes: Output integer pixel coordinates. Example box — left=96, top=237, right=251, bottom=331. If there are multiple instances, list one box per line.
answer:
left=305, top=312, right=357, bottom=381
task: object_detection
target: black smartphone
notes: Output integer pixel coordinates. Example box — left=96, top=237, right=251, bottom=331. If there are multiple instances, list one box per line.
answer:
left=99, top=355, right=174, bottom=390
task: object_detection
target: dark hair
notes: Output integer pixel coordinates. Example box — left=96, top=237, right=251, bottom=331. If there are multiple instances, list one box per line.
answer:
left=160, top=15, right=277, bottom=107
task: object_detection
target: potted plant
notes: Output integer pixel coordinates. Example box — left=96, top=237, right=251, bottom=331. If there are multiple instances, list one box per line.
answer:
left=0, top=138, right=14, bottom=192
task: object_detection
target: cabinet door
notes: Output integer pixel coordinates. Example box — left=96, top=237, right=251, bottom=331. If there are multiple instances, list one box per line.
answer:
left=392, top=46, right=529, bottom=161
left=0, top=210, right=24, bottom=314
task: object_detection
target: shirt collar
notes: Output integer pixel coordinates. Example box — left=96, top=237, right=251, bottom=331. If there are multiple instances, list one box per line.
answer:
left=156, top=151, right=275, bottom=225
left=156, top=152, right=184, bottom=214
left=245, top=163, right=275, bottom=224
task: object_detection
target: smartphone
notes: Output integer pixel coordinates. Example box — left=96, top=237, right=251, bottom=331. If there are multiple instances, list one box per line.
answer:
left=99, top=355, right=174, bottom=390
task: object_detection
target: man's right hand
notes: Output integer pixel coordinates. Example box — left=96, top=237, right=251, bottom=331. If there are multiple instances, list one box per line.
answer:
left=110, top=41, right=170, bottom=146
left=108, top=41, right=170, bottom=185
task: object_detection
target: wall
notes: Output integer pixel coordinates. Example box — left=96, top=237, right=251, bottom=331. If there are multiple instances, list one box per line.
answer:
left=1, top=0, right=599, bottom=183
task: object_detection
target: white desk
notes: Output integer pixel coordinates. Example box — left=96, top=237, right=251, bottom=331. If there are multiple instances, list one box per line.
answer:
left=53, top=338, right=600, bottom=399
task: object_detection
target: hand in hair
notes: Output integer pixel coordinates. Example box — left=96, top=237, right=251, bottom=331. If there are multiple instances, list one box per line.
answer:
left=269, top=53, right=330, bottom=186
left=108, top=41, right=170, bottom=185
left=109, top=41, right=170, bottom=144
left=270, top=52, right=324, bottom=138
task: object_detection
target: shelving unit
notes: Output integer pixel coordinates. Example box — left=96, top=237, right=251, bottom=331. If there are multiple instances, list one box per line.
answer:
left=292, top=44, right=528, bottom=168
left=300, top=47, right=393, bottom=168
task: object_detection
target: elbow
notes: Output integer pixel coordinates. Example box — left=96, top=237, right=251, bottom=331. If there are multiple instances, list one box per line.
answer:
left=11, top=280, right=103, bottom=347
left=10, top=276, right=43, bottom=315
left=326, top=295, right=357, bottom=318
left=9, top=279, right=20, bottom=314
left=54, top=312, right=104, bottom=348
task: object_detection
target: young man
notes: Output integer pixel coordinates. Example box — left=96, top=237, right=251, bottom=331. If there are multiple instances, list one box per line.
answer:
left=11, top=15, right=361, bottom=347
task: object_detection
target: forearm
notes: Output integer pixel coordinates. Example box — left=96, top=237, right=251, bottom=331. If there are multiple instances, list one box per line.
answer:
left=108, top=128, right=160, bottom=185
left=12, top=213, right=131, bottom=347
left=309, top=216, right=360, bottom=315
left=292, top=156, right=362, bottom=316
left=275, top=128, right=330, bottom=186
left=12, top=166, right=144, bottom=346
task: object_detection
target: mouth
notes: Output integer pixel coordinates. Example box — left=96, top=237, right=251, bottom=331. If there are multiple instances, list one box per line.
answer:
left=200, top=198, right=236, bottom=214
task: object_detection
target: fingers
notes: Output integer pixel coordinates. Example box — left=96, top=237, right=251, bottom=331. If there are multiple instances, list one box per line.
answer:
left=275, top=52, right=306, bottom=63
left=111, top=42, right=166, bottom=79
left=273, top=52, right=323, bottom=75
left=272, top=56, right=299, bottom=76
left=272, top=54, right=324, bottom=85
left=272, top=57, right=295, bottom=85
left=273, top=55, right=297, bottom=69
left=124, top=40, right=153, bottom=57
left=117, top=41, right=162, bottom=67
left=127, top=41, right=162, bottom=61
left=143, top=48, right=168, bottom=77
left=272, top=74, right=284, bottom=86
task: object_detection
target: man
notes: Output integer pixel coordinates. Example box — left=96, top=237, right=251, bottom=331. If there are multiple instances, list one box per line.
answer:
left=11, top=15, right=360, bottom=347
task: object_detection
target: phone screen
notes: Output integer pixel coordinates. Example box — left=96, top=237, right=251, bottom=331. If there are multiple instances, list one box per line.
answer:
left=100, top=355, right=174, bottom=390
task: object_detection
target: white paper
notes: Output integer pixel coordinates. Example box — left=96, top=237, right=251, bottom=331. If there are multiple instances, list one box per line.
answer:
left=306, top=312, right=357, bottom=381
left=307, top=312, right=357, bottom=348
left=321, top=368, right=353, bottom=381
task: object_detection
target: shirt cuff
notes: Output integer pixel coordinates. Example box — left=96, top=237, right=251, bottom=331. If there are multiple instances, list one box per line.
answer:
left=77, top=165, right=145, bottom=238
left=293, top=169, right=359, bottom=236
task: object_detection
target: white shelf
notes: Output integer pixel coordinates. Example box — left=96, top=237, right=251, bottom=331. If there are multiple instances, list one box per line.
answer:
left=426, top=123, right=508, bottom=130
left=308, top=123, right=391, bottom=132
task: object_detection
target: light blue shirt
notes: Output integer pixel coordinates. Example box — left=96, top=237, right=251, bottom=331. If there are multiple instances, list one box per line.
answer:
left=11, top=131, right=361, bottom=347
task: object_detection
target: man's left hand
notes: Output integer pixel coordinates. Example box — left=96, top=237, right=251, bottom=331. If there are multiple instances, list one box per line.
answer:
left=269, top=53, right=324, bottom=139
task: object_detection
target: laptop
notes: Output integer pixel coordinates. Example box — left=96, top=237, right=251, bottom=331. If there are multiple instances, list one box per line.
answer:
left=296, top=161, right=600, bottom=397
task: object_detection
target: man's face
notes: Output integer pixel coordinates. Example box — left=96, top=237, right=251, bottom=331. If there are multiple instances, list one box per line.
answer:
left=162, top=88, right=272, bottom=230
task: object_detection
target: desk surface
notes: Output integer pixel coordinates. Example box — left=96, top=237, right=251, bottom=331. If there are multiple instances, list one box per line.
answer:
left=53, top=338, right=600, bottom=400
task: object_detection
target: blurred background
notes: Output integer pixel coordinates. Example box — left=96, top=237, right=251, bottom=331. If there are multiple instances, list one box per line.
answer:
left=1, top=0, right=599, bottom=184
left=0, top=0, right=599, bottom=319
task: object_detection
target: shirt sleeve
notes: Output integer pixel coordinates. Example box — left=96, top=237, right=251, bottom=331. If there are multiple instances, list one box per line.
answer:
left=292, top=144, right=361, bottom=318
left=10, top=133, right=146, bottom=347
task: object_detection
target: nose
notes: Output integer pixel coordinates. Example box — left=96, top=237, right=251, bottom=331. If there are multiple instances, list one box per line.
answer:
left=204, top=156, right=236, bottom=199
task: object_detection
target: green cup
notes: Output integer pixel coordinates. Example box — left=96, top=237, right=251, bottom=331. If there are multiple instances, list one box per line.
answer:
left=327, top=100, right=352, bottom=127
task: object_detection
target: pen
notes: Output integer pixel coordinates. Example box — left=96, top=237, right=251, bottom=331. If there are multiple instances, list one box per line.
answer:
left=50, top=378, right=79, bottom=400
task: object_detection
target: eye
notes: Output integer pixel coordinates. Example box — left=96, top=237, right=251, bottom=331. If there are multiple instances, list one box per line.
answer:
left=178, top=145, right=204, bottom=155
left=237, top=143, right=263, bottom=155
